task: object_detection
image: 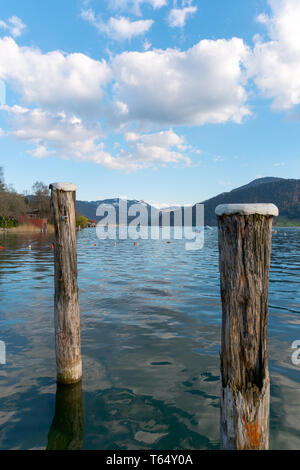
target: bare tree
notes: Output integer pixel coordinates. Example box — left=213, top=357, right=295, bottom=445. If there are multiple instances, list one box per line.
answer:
left=32, top=181, right=50, bottom=198
left=0, top=188, right=27, bottom=228
left=0, top=167, right=5, bottom=191
left=30, top=181, right=52, bottom=221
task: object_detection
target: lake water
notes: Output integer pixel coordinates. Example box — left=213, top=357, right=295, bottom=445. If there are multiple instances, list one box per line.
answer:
left=0, top=227, right=299, bottom=450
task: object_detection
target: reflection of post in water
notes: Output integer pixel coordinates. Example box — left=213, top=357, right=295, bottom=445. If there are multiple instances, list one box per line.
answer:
left=47, top=381, right=84, bottom=450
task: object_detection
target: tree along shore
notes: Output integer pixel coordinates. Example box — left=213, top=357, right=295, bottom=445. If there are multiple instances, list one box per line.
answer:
left=0, top=167, right=87, bottom=230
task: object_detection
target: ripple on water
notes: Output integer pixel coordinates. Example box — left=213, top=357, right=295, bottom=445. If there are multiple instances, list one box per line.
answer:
left=0, top=228, right=299, bottom=449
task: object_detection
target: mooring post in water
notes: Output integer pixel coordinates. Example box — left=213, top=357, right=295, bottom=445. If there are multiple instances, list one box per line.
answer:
left=50, top=183, right=82, bottom=385
left=215, top=203, right=279, bottom=450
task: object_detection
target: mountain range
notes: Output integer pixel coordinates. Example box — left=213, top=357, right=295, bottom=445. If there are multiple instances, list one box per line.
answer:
left=76, top=177, right=300, bottom=226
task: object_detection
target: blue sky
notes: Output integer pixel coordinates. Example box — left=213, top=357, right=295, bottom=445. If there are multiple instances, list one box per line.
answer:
left=0, top=0, right=299, bottom=206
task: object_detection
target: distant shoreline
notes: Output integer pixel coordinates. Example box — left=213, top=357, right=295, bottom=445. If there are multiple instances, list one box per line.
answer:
left=90, top=223, right=300, bottom=228
left=0, top=224, right=55, bottom=234
left=1, top=224, right=299, bottom=235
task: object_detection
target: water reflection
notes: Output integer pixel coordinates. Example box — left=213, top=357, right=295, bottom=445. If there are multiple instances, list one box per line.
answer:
left=47, top=381, right=84, bottom=450
left=82, top=386, right=218, bottom=450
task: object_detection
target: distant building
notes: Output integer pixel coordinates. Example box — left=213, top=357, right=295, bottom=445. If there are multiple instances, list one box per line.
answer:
left=88, top=219, right=96, bottom=227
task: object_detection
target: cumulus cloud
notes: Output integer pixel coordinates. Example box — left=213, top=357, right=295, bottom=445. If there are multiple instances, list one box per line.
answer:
left=6, top=5, right=297, bottom=171
left=0, top=21, right=243, bottom=132
left=0, top=16, right=26, bottom=37
left=248, top=0, right=300, bottom=110
left=1, top=104, right=107, bottom=158
left=0, top=104, right=131, bottom=169
left=81, top=10, right=153, bottom=40
left=122, top=128, right=192, bottom=168
left=111, top=38, right=250, bottom=128
left=168, top=6, right=197, bottom=28
left=0, top=36, right=111, bottom=116
left=0, top=33, right=251, bottom=164
left=1, top=105, right=192, bottom=170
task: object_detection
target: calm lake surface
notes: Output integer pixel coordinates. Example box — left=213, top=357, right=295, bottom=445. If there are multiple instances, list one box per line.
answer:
left=0, top=227, right=299, bottom=450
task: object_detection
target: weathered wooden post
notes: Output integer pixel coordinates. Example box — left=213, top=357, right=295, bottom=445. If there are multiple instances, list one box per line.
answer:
left=50, top=183, right=82, bottom=385
left=215, top=203, right=278, bottom=450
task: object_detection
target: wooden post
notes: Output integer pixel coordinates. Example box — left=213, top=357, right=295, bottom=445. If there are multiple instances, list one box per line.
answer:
left=215, top=203, right=278, bottom=450
left=50, top=183, right=82, bottom=385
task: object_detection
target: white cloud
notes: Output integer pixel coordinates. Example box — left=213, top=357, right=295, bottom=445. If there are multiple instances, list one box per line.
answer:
left=139, top=128, right=186, bottom=149
left=0, top=104, right=120, bottom=167
left=0, top=16, right=251, bottom=167
left=121, top=128, right=192, bottom=168
left=0, top=127, right=4, bottom=137
left=256, top=13, right=269, bottom=25
left=1, top=105, right=104, bottom=155
left=31, top=145, right=56, bottom=158
left=125, top=128, right=186, bottom=149
left=248, top=0, right=300, bottom=110
left=150, top=0, right=167, bottom=7
left=80, top=8, right=96, bottom=23
left=0, top=16, right=26, bottom=38
left=168, top=6, right=197, bottom=28
left=6, top=8, right=295, bottom=171
left=125, top=131, right=140, bottom=142
left=0, top=35, right=196, bottom=171
left=108, top=0, right=167, bottom=16
left=111, top=38, right=250, bottom=128
left=103, top=16, right=154, bottom=40
left=0, top=105, right=192, bottom=170
left=0, top=36, right=111, bottom=117
left=81, top=10, right=153, bottom=40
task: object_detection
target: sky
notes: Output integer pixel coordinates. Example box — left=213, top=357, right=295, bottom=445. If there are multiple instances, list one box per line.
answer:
left=0, top=0, right=299, bottom=206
